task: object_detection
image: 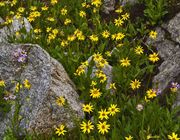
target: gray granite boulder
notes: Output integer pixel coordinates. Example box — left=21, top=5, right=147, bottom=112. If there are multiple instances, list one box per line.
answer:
left=0, top=16, right=32, bottom=43
left=148, top=12, right=180, bottom=107
left=167, top=12, right=180, bottom=44
left=121, top=0, right=138, bottom=5
left=102, top=0, right=138, bottom=14
left=103, top=0, right=115, bottom=14
left=0, top=43, right=83, bottom=138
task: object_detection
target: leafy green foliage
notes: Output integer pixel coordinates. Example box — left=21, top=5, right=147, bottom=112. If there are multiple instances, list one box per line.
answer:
left=143, top=0, right=168, bottom=25
left=0, top=85, right=11, bottom=119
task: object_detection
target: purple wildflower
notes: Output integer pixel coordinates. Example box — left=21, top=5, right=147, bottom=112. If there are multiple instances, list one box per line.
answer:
left=155, top=89, right=162, bottom=96
left=171, top=82, right=180, bottom=89
left=13, top=48, right=27, bottom=63
left=18, top=55, right=27, bottom=62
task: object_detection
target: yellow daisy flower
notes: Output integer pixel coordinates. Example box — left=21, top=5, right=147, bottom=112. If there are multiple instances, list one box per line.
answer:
left=109, top=83, right=116, bottom=90
left=90, top=88, right=102, bottom=98
left=79, top=10, right=86, bottom=17
left=114, top=18, right=124, bottom=27
left=51, top=0, right=58, bottom=5
left=108, top=104, right=120, bottom=116
left=135, top=46, right=144, bottom=55
left=93, top=52, right=103, bottom=62
left=130, top=79, right=141, bottom=90
left=55, top=124, right=67, bottom=136
left=125, top=135, right=133, bottom=140
left=122, top=13, right=130, bottom=20
left=168, top=132, right=180, bottom=140
left=115, top=6, right=123, bottom=13
left=56, top=96, right=65, bottom=106
left=98, top=109, right=109, bottom=120
left=102, top=30, right=110, bottom=38
left=23, top=79, right=31, bottom=90
left=97, top=121, right=110, bottom=135
left=120, top=57, right=131, bottom=67
left=149, top=30, right=157, bottom=39
left=90, top=81, right=97, bottom=87
left=80, top=120, right=94, bottom=134
left=149, top=52, right=159, bottom=63
left=91, top=0, right=102, bottom=7
left=146, top=89, right=157, bottom=99
left=82, top=103, right=94, bottom=113
left=89, top=34, right=99, bottom=42
left=61, top=8, right=68, bottom=15
left=116, top=32, right=125, bottom=41
left=74, top=65, right=85, bottom=76
left=64, top=18, right=71, bottom=25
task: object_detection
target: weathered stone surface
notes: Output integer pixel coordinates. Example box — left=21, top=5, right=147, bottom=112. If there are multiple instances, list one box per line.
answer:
left=121, top=0, right=138, bottom=5
left=103, top=0, right=115, bottom=14
left=167, top=12, right=180, bottom=44
left=0, top=17, right=4, bottom=24
left=0, top=17, right=32, bottom=43
left=102, top=0, right=138, bottom=14
left=153, top=51, right=180, bottom=92
left=147, top=27, right=180, bottom=60
left=0, top=43, right=83, bottom=138
left=150, top=12, right=180, bottom=107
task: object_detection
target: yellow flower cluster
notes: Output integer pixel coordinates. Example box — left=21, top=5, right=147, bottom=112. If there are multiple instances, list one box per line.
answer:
left=114, top=5, right=129, bottom=27
left=81, top=104, right=120, bottom=134
left=47, top=28, right=59, bottom=43
left=74, top=29, right=85, bottom=41
left=4, top=17, right=13, bottom=25
left=27, top=11, right=41, bottom=22
left=74, top=61, right=88, bottom=76
left=95, top=70, right=107, bottom=83
left=64, top=18, right=71, bottom=25
left=93, top=53, right=108, bottom=68
left=15, top=79, right=31, bottom=92
left=34, top=28, right=41, bottom=34
left=111, top=32, right=125, bottom=41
